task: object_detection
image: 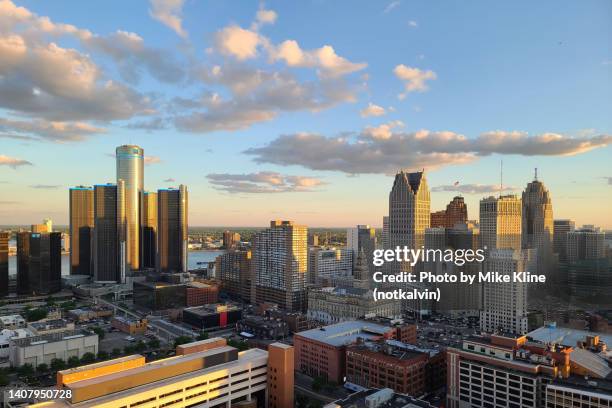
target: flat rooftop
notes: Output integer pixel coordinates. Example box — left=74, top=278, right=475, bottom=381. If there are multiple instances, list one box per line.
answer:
left=328, top=389, right=434, bottom=408
left=296, top=320, right=391, bottom=347
left=528, top=326, right=612, bottom=348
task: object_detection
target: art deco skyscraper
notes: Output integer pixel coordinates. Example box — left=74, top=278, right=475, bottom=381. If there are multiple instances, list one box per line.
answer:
left=93, top=182, right=127, bottom=283
left=116, top=145, right=144, bottom=271
left=479, top=195, right=522, bottom=251
left=388, top=170, right=430, bottom=271
left=0, top=232, right=8, bottom=297
left=522, top=170, right=554, bottom=274
left=142, top=191, right=157, bottom=269
left=347, top=225, right=377, bottom=278
left=69, top=186, right=94, bottom=276
left=157, top=185, right=188, bottom=273
left=252, top=220, right=308, bottom=312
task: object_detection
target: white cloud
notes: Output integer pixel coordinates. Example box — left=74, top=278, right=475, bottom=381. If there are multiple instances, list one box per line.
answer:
left=214, top=25, right=263, bottom=61
left=432, top=184, right=518, bottom=194
left=360, top=102, right=386, bottom=118
left=206, top=171, right=325, bottom=193
left=408, top=20, right=418, bottom=28
left=149, top=0, right=187, bottom=38
left=383, top=1, right=401, bottom=13
left=253, top=7, right=277, bottom=29
left=144, top=155, right=162, bottom=165
left=0, top=154, right=32, bottom=168
left=0, top=117, right=105, bottom=142
left=362, top=120, right=404, bottom=140
left=394, top=64, right=437, bottom=99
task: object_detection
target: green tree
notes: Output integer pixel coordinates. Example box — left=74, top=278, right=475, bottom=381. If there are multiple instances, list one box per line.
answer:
left=173, top=335, right=193, bottom=348
left=60, top=300, right=76, bottom=311
left=97, top=350, right=109, bottom=360
left=36, top=363, right=48, bottom=372
left=0, top=369, right=8, bottom=387
left=17, top=364, right=34, bottom=377
left=111, top=348, right=122, bottom=357
left=196, top=331, right=209, bottom=340
left=147, top=338, right=160, bottom=349
left=228, top=339, right=249, bottom=351
left=80, top=352, right=96, bottom=364
left=50, top=358, right=66, bottom=371
left=135, top=340, right=147, bottom=352
left=92, top=326, right=105, bottom=340
left=67, top=356, right=80, bottom=368
left=24, top=308, right=48, bottom=322
left=124, top=345, right=135, bottom=354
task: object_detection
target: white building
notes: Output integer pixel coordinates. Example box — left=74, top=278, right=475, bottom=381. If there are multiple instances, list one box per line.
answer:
left=0, top=314, right=26, bottom=330
left=308, top=247, right=353, bottom=286
left=9, top=330, right=98, bottom=367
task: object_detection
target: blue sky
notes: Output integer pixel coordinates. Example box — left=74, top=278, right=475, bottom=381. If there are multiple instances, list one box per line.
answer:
left=0, top=0, right=611, bottom=227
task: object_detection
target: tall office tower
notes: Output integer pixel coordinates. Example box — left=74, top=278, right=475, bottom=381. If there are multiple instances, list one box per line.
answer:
left=522, top=171, right=554, bottom=275
left=479, top=195, right=522, bottom=251
left=31, top=223, right=48, bottom=233
left=308, top=233, right=319, bottom=246
left=444, top=222, right=481, bottom=315
left=480, top=248, right=530, bottom=335
left=307, top=247, right=353, bottom=286
left=28, top=232, right=62, bottom=295
left=553, top=219, right=575, bottom=263
left=42, top=218, right=52, bottom=232
left=347, top=225, right=377, bottom=278
left=157, top=185, right=188, bottom=273
left=430, top=210, right=447, bottom=228
left=252, top=220, right=308, bottom=312
left=566, top=227, right=605, bottom=263
left=215, top=250, right=252, bottom=301
left=69, top=186, right=94, bottom=276
left=222, top=230, right=241, bottom=249
left=388, top=170, right=430, bottom=270
left=445, top=196, right=468, bottom=227
left=93, top=182, right=126, bottom=283
left=382, top=216, right=389, bottom=248
left=16, top=232, right=30, bottom=295
left=116, top=144, right=144, bottom=271
left=353, top=248, right=370, bottom=289
left=0, top=232, right=8, bottom=297
left=141, top=191, right=157, bottom=269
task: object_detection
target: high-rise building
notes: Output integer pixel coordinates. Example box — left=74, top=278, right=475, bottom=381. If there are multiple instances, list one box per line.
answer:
left=18, top=232, right=62, bottom=295
left=16, top=232, right=30, bottom=295
left=215, top=250, right=252, bottom=301
left=566, top=227, right=605, bottom=263
left=480, top=248, right=530, bottom=335
left=382, top=215, right=389, bottom=248
left=93, top=182, right=126, bottom=283
left=522, top=171, right=554, bottom=275
left=157, top=185, right=188, bottom=273
left=141, top=191, right=157, bottom=269
left=252, top=220, right=307, bottom=312
left=430, top=210, right=447, bottom=228
left=388, top=170, right=430, bottom=270
left=347, top=225, right=376, bottom=279
left=479, top=195, right=522, bottom=251
left=43, top=218, right=53, bottom=232
left=0, top=232, right=8, bottom=297
left=446, top=196, right=468, bottom=227
left=69, top=186, right=94, bottom=276
left=353, top=248, right=370, bottom=289
left=553, top=219, right=575, bottom=263
left=566, top=226, right=609, bottom=300
left=116, top=144, right=144, bottom=271
left=308, top=247, right=352, bottom=286
left=31, top=223, right=48, bottom=233
left=222, top=230, right=241, bottom=249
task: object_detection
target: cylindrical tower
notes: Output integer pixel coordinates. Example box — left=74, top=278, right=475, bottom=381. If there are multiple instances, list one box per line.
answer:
left=116, top=145, right=144, bottom=271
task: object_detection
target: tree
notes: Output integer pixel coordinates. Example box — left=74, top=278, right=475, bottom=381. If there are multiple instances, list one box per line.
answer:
left=196, top=331, right=209, bottom=341
left=228, top=339, right=248, bottom=351
left=135, top=341, right=147, bottom=352
left=111, top=348, right=122, bottom=357
left=0, top=369, right=8, bottom=387
left=173, top=335, right=193, bottom=348
left=60, top=300, right=76, bottom=311
left=36, top=363, right=48, bottom=372
left=67, top=356, right=80, bottom=368
left=92, top=326, right=105, bottom=340
left=80, top=352, right=95, bottom=365
left=312, top=376, right=326, bottom=392
left=50, top=358, right=66, bottom=371
left=24, top=308, right=48, bottom=322
left=17, top=364, right=34, bottom=377
left=97, top=350, right=109, bottom=361
left=147, top=338, right=160, bottom=349
left=124, top=345, right=135, bottom=354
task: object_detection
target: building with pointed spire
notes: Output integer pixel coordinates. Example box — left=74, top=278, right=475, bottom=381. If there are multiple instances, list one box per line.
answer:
left=522, top=169, right=554, bottom=275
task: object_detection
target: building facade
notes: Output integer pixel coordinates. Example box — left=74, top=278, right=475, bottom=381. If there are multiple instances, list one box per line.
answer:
left=522, top=173, right=554, bottom=275
left=0, top=231, right=8, bottom=296
left=347, top=225, right=377, bottom=279
left=141, top=191, right=157, bottom=269
left=307, top=247, right=353, bottom=286
left=93, top=182, right=126, bottom=283
left=69, top=186, right=94, bottom=276
left=480, top=195, right=522, bottom=251
left=157, top=185, right=188, bottom=273
left=553, top=219, right=575, bottom=263
left=215, top=250, right=252, bottom=301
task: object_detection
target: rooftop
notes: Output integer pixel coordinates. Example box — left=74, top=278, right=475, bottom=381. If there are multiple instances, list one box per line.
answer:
left=326, top=388, right=434, bottom=408
left=296, top=320, right=392, bottom=347
left=528, top=326, right=612, bottom=348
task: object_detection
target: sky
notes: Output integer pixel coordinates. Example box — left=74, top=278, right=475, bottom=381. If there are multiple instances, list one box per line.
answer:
left=0, top=0, right=611, bottom=228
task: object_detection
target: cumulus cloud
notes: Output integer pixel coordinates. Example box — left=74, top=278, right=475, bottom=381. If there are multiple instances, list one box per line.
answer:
left=214, top=25, right=263, bottom=61
left=149, top=0, right=187, bottom=38
left=0, top=154, right=32, bottom=168
left=206, top=171, right=325, bottom=193
left=245, top=130, right=612, bottom=174
left=362, top=120, right=404, bottom=140
left=394, top=64, right=437, bottom=99
left=0, top=117, right=105, bottom=142
left=252, top=7, right=278, bottom=30
left=360, top=102, right=386, bottom=118
left=125, top=117, right=168, bottom=131
left=431, top=184, right=518, bottom=194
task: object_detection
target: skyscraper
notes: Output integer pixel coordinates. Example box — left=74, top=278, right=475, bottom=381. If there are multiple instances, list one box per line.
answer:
left=479, top=195, right=522, bottom=251
left=382, top=216, right=389, bottom=248
left=28, top=232, right=62, bottom=295
left=522, top=171, right=554, bottom=274
left=93, top=182, right=126, bottom=283
left=157, top=185, right=188, bottom=273
left=347, top=224, right=376, bottom=278
left=252, top=220, right=308, bottom=312
left=445, top=196, right=468, bottom=227
left=553, top=219, right=575, bottom=263
left=141, top=191, right=157, bottom=269
left=69, top=186, right=94, bottom=276
left=388, top=170, right=430, bottom=271
left=480, top=248, right=530, bottom=335
left=0, top=232, right=8, bottom=297
left=16, top=232, right=30, bottom=295
left=116, top=145, right=144, bottom=271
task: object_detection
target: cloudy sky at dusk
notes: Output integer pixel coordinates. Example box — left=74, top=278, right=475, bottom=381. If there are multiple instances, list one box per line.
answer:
left=0, top=0, right=611, bottom=228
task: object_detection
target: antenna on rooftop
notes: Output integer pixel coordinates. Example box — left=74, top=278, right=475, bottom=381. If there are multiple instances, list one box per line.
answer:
left=534, top=167, right=538, bottom=181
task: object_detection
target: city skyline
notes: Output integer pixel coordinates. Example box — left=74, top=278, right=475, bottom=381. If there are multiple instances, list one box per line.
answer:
left=0, top=0, right=611, bottom=228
